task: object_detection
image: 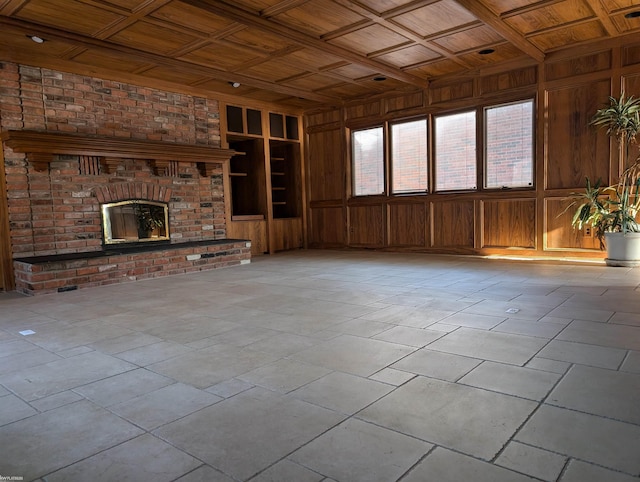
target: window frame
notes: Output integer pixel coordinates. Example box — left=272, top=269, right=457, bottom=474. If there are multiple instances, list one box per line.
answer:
left=483, top=98, right=535, bottom=190
left=389, top=117, right=429, bottom=195
left=433, top=108, right=478, bottom=193
left=351, top=125, right=386, bottom=197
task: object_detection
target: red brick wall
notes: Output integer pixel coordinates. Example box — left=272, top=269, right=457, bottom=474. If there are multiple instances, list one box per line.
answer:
left=0, top=62, right=226, bottom=258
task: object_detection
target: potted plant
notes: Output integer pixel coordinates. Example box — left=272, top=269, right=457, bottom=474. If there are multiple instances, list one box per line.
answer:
left=565, top=93, right=640, bottom=266
left=134, top=202, right=165, bottom=239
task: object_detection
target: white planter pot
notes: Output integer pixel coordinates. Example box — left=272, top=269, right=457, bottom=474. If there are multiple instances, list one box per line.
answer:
left=604, top=232, right=640, bottom=267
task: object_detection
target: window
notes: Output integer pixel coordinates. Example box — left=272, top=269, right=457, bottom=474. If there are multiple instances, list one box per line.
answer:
left=391, top=119, right=428, bottom=193
left=435, top=111, right=476, bottom=191
left=349, top=98, right=535, bottom=198
left=352, top=126, right=384, bottom=196
left=484, top=100, right=534, bottom=189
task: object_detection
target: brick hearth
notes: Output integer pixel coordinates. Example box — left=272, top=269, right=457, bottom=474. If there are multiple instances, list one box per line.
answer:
left=13, top=239, right=250, bottom=296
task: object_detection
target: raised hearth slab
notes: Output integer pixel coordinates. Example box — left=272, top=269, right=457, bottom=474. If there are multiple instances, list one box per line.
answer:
left=13, top=239, right=251, bottom=296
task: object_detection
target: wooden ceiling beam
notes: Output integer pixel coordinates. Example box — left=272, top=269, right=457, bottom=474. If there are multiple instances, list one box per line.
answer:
left=0, top=16, right=340, bottom=104
left=179, top=0, right=429, bottom=88
left=453, top=0, right=545, bottom=62
left=587, top=1, right=620, bottom=37
left=261, top=0, right=312, bottom=18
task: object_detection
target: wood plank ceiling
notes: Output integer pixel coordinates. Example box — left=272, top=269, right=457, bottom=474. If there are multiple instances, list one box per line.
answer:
left=0, top=0, right=640, bottom=109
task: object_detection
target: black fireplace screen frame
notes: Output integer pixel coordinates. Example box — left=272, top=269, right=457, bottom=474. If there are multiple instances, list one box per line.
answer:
left=101, top=199, right=169, bottom=245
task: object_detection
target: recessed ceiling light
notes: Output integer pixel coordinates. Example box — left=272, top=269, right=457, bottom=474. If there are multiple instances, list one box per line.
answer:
left=27, top=35, right=45, bottom=44
left=479, top=48, right=495, bottom=55
left=625, top=10, right=640, bottom=18
left=229, top=82, right=241, bottom=88
left=373, top=76, right=386, bottom=82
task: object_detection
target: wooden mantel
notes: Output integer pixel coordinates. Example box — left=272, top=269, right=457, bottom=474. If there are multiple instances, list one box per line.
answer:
left=0, top=130, right=238, bottom=175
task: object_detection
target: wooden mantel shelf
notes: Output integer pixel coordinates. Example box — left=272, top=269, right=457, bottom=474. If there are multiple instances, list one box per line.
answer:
left=1, top=130, right=237, bottom=175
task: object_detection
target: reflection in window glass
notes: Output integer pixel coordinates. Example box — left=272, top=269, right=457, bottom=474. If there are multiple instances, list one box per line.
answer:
left=435, top=111, right=476, bottom=191
left=352, top=126, right=384, bottom=196
left=485, top=100, right=534, bottom=189
left=391, top=119, right=428, bottom=193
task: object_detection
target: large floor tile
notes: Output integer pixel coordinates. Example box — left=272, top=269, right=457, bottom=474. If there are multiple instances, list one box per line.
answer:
left=110, top=383, right=222, bottom=430
left=324, top=318, right=392, bottom=338
left=116, top=341, right=194, bottom=366
left=358, top=304, right=452, bottom=327
left=74, top=368, right=175, bottom=407
left=144, top=316, right=239, bottom=344
left=621, top=350, right=640, bottom=373
left=426, top=327, right=548, bottom=366
left=25, top=322, right=135, bottom=352
left=461, top=299, right=554, bottom=320
left=547, top=364, right=640, bottom=424
left=0, top=351, right=136, bottom=401
left=537, top=339, right=627, bottom=369
left=44, top=434, right=201, bottom=482
left=148, top=345, right=279, bottom=388
left=368, top=367, right=416, bottom=385
left=249, top=460, right=324, bottom=482
left=402, top=447, right=537, bottom=482
left=438, top=312, right=506, bottom=329
left=0, top=346, right=61, bottom=376
left=557, top=319, right=640, bottom=351
left=238, top=358, right=331, bottom=393
left=372, top=325, right=444, bottom=347
left=359, top=376, right=536, bottom=460
left=30, top=390, right=84, bottom=412
left=546, top=303, right=614, bottom=322
left=0, top=339, right=40, bottom=357
left=88, top=332, right=165, bottom=354
left=515, top=404, right=640, bottom=475
left=0, top=400, right=142, bottom=480
left=289, top=418, right=432, bottom=482
left=459, top=361, right=561, bottom=400
left=559, top=460, right=640, bottom=482
left=391, top=348, right=481, bottom=381
left=495, top=441, right=566, bottom=481
left=154, top=387, right=344, bottom=481
left=243, top=332, right=321, bottom=357
left=0, top=393, right=37, bottom=426
left=174, top=465, right=235, bottom=482
left=492, top=319, right=566, bottom=338
left=292, top=334, right=415, bottom=377
left=289, top=371, right=394, bottom=414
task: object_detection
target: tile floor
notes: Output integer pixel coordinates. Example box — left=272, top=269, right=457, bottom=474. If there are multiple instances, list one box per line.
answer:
left=0, top=250, right=639, bottom=482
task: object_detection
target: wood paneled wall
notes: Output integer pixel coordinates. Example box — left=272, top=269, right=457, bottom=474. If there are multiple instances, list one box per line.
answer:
left=305, top=39, right=640, bottom=259
left=0, top=148, right=12, bottom=290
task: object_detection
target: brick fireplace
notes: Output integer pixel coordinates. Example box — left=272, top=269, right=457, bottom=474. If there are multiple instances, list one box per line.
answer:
left=0, top=62, right=251, bottom=294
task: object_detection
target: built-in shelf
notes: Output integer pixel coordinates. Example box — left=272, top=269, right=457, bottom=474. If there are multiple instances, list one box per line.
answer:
left=224, top=104, right=303, bottom=254
left=232, top=214, right=265, bottom=221
left=269, top=140, right=301, bottom=220
left=228, top=138, right=267, bottom=220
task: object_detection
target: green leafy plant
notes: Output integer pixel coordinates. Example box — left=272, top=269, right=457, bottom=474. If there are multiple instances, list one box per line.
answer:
left=564, top=93, right=640, bottom=248
left=134, top=202, right=165, bottom=235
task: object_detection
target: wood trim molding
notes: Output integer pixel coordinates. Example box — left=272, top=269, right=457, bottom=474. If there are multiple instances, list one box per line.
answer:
left=1, top=130, right=238, bottom=174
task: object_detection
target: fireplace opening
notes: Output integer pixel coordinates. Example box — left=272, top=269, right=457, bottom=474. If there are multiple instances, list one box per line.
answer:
left=102, top=200, right=169, bottom=245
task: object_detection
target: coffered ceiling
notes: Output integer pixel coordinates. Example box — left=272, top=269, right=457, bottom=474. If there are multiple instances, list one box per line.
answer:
left=1, top=0, right=639, bottom=110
